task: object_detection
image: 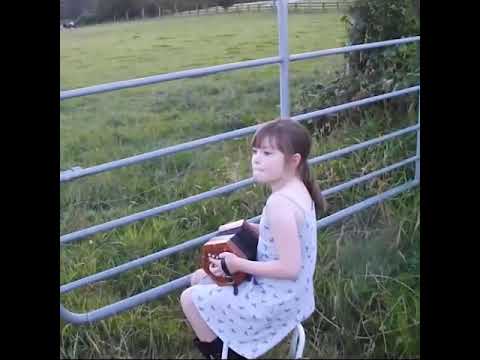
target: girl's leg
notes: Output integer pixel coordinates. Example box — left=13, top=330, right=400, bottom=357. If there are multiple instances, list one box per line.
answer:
left=181, top=285, right=248, bottom=359
left=190, top=268, right=214, bottom=286
left=180, top=286, right=217, bottom=342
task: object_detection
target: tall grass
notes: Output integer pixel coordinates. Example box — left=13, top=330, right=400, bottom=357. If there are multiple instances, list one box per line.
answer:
left=60, top=12, right=419, bottom=359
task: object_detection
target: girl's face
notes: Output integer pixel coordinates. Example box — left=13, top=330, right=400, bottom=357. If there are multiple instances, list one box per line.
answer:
left=251, top=137, right=288, bottom=184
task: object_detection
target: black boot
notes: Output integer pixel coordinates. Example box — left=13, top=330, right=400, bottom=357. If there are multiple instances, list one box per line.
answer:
left=193, top=337, right=217, bottom=359
left=193, top=337, right=248, bottom=359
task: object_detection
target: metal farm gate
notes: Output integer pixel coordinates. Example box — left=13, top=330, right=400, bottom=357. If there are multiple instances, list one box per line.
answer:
left=60, top=0, right=420, bottom=324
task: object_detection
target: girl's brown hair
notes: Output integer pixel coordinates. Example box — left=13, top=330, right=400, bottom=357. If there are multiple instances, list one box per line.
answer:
left=251, top=118, right=327, bottom=214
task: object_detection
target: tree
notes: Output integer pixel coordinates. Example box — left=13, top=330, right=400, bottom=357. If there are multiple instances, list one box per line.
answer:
left=128, top=0, right=150, bottom=17
left=86, top=0, right=252, bottom=22
left=62, top=0, right=84, bottom=19
left=218, top=0, right=235, bottom=10
left=145, top=0, right=162, bottom=16
left=95, top=0, right=130, bottom=21
left=342, top=0, right=419, bottom=75
left=295, top=0, right=420, bottom=133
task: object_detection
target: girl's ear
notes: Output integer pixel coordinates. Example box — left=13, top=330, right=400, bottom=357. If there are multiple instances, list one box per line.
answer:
left=290, top=153, right=302, bottom=169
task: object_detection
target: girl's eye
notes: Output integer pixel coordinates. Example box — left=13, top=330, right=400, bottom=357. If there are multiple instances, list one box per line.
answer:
left=264, top=151, right=272, bottom=156
left=252, top=148, right=258, bottom=154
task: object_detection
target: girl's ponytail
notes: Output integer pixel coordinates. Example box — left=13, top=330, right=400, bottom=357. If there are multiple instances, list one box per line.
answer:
left=299, top=161, right=327, bottom=215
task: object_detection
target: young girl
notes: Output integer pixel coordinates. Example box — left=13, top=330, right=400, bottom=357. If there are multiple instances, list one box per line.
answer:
left=180, top=118, right=327, bottom=359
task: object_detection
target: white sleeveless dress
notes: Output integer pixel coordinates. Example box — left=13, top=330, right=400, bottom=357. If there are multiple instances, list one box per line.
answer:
left=190, top=193, right=318, bottom=358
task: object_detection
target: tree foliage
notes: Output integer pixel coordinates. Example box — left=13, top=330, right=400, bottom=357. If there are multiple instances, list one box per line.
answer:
left=295, top=0, right=420, bottom=132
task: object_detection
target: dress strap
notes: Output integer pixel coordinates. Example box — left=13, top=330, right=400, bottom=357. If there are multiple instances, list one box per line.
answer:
left=272, top=192, right=313, bottom=217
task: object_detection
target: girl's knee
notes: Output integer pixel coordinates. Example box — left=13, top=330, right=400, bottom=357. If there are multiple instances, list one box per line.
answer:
left=190, top=268, right=208, bottom=286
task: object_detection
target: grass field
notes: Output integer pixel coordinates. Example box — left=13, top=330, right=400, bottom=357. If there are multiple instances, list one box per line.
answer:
left=60, top=11, right=420, bottom=359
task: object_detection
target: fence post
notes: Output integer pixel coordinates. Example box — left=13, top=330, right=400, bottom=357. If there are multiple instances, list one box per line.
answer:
left=277, top=0, right=290, bottom=118
left=415, top=93, right=420, bottom=180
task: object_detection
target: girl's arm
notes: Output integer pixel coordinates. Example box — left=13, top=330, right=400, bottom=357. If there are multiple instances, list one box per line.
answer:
left=233, top=195, right=302, bottom=280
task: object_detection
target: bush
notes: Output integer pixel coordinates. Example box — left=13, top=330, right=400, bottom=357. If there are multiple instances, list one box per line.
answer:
left=295, top=0, right=420, bottom=133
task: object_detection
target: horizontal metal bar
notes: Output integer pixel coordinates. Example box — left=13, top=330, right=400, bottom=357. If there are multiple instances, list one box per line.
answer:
left=322, top=156, right=418, bottom=196
left=308, top=124, right=419, bottom=166
left=60, top=179, right=419, bottom=324
left=60, top=37, right=419, bottom=101
left=60, top=274, right=191, bottom=325
left=61, top=124, right=417, bottom=245
left=61, top=235, right=214, bottom=294
left=61, top=219, right=257, bottom=294
left=291, top=86, right=419, bottom=122
left=60, top=86, right=418, bottom=183
left=317, top=179, right=419, bottom=229
left=61, top=156, right=417, bottom=293
left=60, top=56, right=281, bottom=100
left=60, top=124, right=260, bottom=183
left=290, top=36, right=419, bottom=62
left=60, top=178, right=254, bottom=244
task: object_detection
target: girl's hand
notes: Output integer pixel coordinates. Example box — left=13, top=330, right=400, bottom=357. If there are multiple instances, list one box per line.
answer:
left=208, top=252, right=241, bottom=277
